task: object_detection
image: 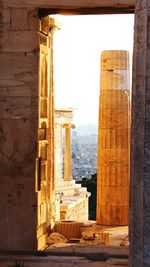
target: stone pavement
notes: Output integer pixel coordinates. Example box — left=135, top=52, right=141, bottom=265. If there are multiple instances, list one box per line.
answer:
left=0, top=225, right=129, bottom=267
left=0, top=255, right=128, bottom=267
left=0, top=256, right=128, bottom=267
left=0, top=245, right=128, bottom=267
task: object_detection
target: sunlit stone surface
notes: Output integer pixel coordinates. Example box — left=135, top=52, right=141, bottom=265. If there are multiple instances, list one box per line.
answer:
left=54, top=109, right=90, bottom=223
left=97, top=50, right=130, bottom=226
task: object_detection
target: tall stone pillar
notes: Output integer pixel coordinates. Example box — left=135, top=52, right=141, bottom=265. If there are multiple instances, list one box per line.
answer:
left=97, top=50, right=130, bottom=226
left=63, top=123, right=75, bottom=181
left=130, top=1, right=150, bottom=266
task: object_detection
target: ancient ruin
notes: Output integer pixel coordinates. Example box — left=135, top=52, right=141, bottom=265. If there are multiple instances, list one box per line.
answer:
left=54, top=109, right=90, bottom=222
left=97, top=50, right=130, bottom=226
left=1, top=0, right=150, bottom=266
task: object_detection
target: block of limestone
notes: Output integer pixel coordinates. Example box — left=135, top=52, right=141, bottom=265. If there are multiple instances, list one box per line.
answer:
left=97, top=50, right=130, bottom=226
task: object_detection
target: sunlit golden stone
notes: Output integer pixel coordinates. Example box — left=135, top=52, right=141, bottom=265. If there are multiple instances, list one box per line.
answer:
left=97, top=50, right=130, bottom=226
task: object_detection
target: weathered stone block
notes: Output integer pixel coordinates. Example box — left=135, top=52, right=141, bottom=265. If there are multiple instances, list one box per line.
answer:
left=0, top=30, right=39, bottom=52
left=0, top=8, right=10, bottom=31
left=0, top=86, right=8, bottom=97
left=0, top=118, right=38, bottom=175
left=28, top=8, right=39, bottom=30
left=0, top=183, right=37, bottom=207
left=135, top=51, right=147, bottom=76
left=11, top=8, right=28, bottom=30
left=0, top=85, right=38, bottom=97
left=47, top=232, right=68, bottom=244
left=0, top=52, right=39, bottom=98
left=0, top=206, right=37, bottom=250
left=101, top=50, right=129, bottom=70
left=100, top=90, right=129, bottom=111
left=0, top=96, right=38, bottom=119
left=99, top=108, right=129, bottom=129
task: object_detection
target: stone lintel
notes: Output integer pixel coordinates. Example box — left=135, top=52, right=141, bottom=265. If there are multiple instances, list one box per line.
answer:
left=3, top=0, right=135, bottom=11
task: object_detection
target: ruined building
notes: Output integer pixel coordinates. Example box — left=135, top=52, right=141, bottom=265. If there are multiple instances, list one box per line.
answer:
left=54, top=108, right=90, bottom=222
left=0, top=0, right=150, bottom=266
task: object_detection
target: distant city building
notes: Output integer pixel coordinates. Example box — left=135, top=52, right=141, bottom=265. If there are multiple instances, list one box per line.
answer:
left=72, top=129, right=98, bottom=181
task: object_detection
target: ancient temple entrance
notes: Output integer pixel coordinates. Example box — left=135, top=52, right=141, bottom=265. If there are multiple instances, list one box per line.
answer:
left=0, top=7, right=133, bottom=253
left=51, top=14, right=133, bottom=227
left=36, top=13, right=133, bottom=249
left=13, top=15, right=131, bottom=256
left=2, top=1, right=150, bottom=265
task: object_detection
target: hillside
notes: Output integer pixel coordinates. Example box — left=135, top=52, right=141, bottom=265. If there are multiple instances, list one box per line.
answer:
left=75, top=124, right=98, bottom=136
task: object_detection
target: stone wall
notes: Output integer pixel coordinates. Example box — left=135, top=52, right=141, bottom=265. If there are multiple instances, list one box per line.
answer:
left=60, top=198, right=89, bottom=222
left=129, top=0, right=150, bottom=266
left=0, top=7, right=39, bottom=250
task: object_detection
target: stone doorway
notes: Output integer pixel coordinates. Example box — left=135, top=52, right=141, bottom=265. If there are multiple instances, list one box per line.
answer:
left=51, top=16, right=129, bottom=218
left=1, top=1, right=150, bottom=266
left=0, top=6, right=133, bottom=251
left=40, top=13, right=131, bottom=252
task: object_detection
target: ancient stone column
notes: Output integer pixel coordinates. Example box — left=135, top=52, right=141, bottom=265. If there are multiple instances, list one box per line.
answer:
left=97, top=50, right=130, bottom=226
left=63, top=123, right=75, bottom=181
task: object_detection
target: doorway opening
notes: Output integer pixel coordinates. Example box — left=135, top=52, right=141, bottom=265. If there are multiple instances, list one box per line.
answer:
left=38, top=12, right=134, bottom=249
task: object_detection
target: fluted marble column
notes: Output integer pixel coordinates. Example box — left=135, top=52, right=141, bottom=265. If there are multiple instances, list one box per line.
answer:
left=97, top=50, right=130, bottom=226
left=63, top=123, right=75, bottom=181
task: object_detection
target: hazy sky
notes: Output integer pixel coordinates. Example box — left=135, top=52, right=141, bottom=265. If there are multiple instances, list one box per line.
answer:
left=53, top=14, right=134, bottom=126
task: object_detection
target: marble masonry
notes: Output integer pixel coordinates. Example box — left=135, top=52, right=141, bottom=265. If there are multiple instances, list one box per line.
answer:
left=1, top=0, right=150, bottom=266
left=97, top=50, right=130, bottom=226
left=54, top=109, right=90, bottom=223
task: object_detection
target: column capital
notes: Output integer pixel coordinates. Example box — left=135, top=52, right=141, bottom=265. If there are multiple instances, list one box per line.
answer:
left=62, top=123, right=75, bottom=129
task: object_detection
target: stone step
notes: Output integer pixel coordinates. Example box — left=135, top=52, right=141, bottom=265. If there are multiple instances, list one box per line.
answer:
left=60, top=193, right=89, bottom=209
left=62, top=189, right=82, bottom=197
left=56, top=184, right=82, bottom=192
left=56, top=181, right=82, bottom=191
left=56, top=184, right=81, bottom=191
left=60, top=180, right=76, bottom=186
left=57, top=187, right=88, bottom=197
